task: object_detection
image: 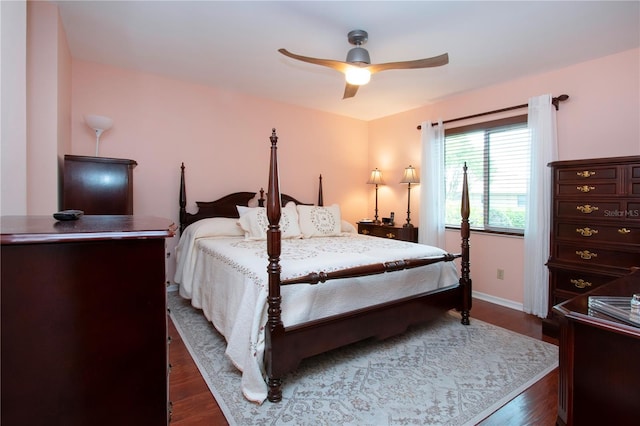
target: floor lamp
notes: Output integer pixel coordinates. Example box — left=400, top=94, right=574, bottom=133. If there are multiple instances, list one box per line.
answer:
left=401, top=165, right=420, bottom=228
left=367, top=168, right=384, bottom=224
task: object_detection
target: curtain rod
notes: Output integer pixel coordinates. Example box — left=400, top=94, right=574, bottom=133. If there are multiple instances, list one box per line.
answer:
left=416, top=94, right=569, bottom=130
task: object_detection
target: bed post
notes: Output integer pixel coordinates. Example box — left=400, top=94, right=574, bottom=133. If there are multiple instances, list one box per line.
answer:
left=318, top=174, right=324, bottom=206
left=179, top=162, right=187, bottom=235
left=265, top=129, right=284, bottom=402
left=460, top=162, right=472, bottom=325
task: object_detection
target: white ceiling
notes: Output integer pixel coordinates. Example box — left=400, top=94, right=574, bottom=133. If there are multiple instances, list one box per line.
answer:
left=54, top=1, right=640, bottom=121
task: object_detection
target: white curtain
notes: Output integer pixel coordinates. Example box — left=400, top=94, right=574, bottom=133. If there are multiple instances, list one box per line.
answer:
left=524, top=94, right=558, bottom=318
left=419, top=120, right=445, bottom=247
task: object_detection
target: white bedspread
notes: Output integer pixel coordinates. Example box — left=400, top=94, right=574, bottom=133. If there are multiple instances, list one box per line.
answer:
left=174, top=224, right=459, bottom=403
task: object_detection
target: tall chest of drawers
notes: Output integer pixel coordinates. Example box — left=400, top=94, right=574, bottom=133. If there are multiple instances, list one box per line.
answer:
left=545, top=155, right=640, bottom=332
left=63, top=155, right=137, bottom=214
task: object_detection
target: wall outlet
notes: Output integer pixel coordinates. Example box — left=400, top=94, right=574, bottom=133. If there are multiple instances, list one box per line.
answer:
left=497, top=269, right=505, bottom=280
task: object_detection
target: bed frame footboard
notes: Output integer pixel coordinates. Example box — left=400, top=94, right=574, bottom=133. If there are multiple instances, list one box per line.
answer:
left=264, top=129, right=472, bottom=403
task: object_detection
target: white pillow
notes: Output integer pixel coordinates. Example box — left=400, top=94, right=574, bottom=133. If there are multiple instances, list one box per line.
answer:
left=183, top=217, right=244, bottom=239
left=297, top=204, right=342, bottom=237
left=341, top=220, right=357, bottom=234
left=238, top=202, right=301, bottom=240
left=236, top=205, right=254, bottom=217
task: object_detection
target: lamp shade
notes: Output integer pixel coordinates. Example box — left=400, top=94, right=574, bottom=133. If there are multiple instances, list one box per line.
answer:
left=366, top=168, right=384, bottom=185
left=345, top=66, right=371, bottom=85
left=400, top=165, right=420, bottom=184
left=84, top=114, right=113, bottom=133
left=85, top=114, right=113, bottom=156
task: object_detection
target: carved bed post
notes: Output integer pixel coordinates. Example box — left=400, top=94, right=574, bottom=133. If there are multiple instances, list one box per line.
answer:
left=265, top=129, right=284, bottom=402
left=179, top=163, right=187, bottom=235
left=460, top=162, right=472, bottom=325
left=318, top=174, right=324, bottom=206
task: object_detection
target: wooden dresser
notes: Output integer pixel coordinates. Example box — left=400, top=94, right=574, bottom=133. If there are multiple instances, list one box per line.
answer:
left=63, top=155, right=137, bottom=214
left=1, top=215, right=175, bottom=425
left=357, top=222, right=418, bottom=243
left=546, top=155, right=640, bottom=333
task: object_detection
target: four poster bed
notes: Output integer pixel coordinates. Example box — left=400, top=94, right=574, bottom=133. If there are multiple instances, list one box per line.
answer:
left=174, top=129, right=471, bottom=403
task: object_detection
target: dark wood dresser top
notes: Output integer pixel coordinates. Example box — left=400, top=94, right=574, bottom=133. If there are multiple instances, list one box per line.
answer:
left=64, top=154, right=137, bottom=166
left=1, top=215, right=175, bottom=244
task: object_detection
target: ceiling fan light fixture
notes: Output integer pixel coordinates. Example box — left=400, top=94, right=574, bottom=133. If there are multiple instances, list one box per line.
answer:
left=345, top=66, right=371, bottom=85
left=278, top=29, right=448, bottom=99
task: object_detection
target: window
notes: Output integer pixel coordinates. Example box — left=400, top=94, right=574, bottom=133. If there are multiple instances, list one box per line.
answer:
left=444, top=115, right=530, bottom=234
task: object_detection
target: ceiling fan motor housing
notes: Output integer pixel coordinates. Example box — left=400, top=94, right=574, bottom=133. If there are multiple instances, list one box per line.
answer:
left=346, top=47, right=370, bottom=64
left=346, top=30, right=370, bottom=64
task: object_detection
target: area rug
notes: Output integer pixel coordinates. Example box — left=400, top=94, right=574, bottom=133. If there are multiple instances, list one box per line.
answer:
left=168, top=291, right=558, bottom=425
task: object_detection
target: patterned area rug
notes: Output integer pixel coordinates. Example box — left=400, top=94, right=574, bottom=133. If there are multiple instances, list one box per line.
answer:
left=168, top=291, right=558, bottom=425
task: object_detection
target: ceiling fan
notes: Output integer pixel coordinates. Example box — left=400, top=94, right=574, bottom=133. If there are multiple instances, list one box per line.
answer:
left=278, top=29, right=449, bottom=99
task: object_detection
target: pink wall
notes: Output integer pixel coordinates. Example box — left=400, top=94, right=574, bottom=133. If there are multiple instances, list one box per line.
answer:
left=21, top=2, right=639, bottom=307
left=25, top=0, right=72, bottom=215
left=1, top=0, right=28, bottom=215
left=369, top=48, right=640, bottom=306
left=71, top=61, right=369, bottom=278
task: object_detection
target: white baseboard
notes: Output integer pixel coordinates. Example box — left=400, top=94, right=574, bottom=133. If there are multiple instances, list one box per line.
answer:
left=472, top=291, right=524, bottom=312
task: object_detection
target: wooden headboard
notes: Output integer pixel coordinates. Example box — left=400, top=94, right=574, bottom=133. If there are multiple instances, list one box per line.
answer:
left=178, top=163, right=323, bottom=234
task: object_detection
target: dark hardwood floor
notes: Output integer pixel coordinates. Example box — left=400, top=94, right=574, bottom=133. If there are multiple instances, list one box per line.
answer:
left=168, top=298, right=559, bottom=425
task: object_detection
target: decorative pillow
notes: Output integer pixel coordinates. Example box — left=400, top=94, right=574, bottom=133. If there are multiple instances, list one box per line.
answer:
left=297, top=204, right=342, bottom=237
left=238, top=202, right=301, bottom=240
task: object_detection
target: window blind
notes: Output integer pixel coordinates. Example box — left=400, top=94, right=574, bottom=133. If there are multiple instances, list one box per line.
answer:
left=444, top=115, right=530, bottom=234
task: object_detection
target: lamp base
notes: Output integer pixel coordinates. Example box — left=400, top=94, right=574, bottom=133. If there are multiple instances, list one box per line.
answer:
left=403, top=223, right=414, bottom=228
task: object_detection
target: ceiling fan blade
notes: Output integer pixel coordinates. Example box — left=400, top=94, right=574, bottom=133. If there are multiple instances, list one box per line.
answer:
left=343, top=83, right=359, bottom=99
left=278, top=49, right=351, bottom=73
left=367, top=53, right=449, bottom=74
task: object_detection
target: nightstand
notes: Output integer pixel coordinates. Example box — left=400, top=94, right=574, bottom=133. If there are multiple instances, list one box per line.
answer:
left=357, top=222, right=418, bottom=243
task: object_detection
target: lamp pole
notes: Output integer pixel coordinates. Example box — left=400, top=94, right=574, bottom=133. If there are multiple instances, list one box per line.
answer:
left=404, top=182, right=413, bottom=228
left=373, top=183, right=380, bottom=224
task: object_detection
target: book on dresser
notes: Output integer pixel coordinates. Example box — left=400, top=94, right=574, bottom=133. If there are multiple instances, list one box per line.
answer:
left=544, top=155, right=640, bottom=336
left=588, top=295, right=640, bottom=327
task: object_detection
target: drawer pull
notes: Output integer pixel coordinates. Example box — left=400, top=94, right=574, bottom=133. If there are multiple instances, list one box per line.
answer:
left=576, top=170, right=596, bottom=178
left=618, top=228, right=631, bottom=234
left=386, top=233, right=396, bottom=239
left=575, top=250, right=597, bottom=260
left=576, top=185, right=596, bottom=193
left=576, top=227, right=598, bottom=237
left=570, top=278, right=593, bottom=289
left=361, top=229, right=370, bottom=235
left=576, top=204, right=599, bottom=214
